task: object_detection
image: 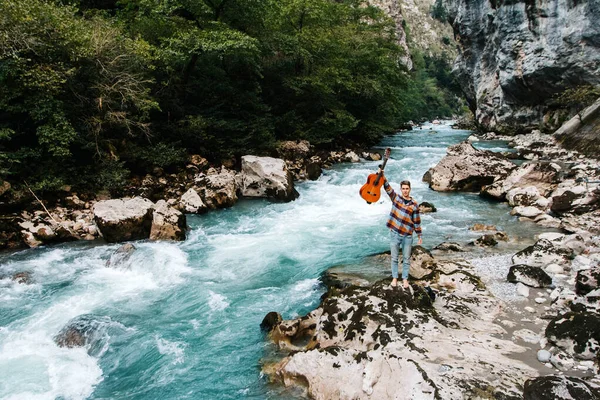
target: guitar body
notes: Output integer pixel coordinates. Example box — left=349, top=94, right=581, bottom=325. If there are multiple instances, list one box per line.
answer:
left=359, top=147, right=391, bottom=204
left=359, top=174, right=384, bottom=203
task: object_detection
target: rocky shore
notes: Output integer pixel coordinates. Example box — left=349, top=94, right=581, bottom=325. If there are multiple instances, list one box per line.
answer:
left=260, top=121, right=600, bottom=398
left=0, top=141, right=382, bottom=250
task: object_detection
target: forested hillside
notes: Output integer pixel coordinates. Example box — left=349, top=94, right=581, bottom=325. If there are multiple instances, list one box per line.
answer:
left=0, top=0, right=461, bottom=197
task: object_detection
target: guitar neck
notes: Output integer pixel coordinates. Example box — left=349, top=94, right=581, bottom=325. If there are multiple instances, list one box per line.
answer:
left=380, top=156, right=389, bottom=172
left=373, top=149, right=390, bottom=185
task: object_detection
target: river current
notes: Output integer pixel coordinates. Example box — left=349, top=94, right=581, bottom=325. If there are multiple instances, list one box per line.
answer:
left=0, top=123, right=549, bottom=399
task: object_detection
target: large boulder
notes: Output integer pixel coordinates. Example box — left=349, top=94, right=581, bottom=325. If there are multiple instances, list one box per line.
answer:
left=180, top=188, right=208, bottom=214
left=305, top=161, right=322, bottom=181
left=576, top=267, right=600, bottom=296
left=93, top=197, right=154, bottom=243
left=545, top=311, right=600, bottom=360
left=507, top=265, right=552, bottom=288
left=150, top=200, right=186, bottom=241
left=407, top=246, right=436, bottom=279
left=422, top=141, right=515, bottom=192
left=550, top=182, right=600, bottom=215
left=260, top=312, right=283, bottom=332
left=482, top=162, right=561, bottom=200
left=523, top=375, right=600, bottom=400
left=512, top=239, right=573, bottom=267
left=241, top=156, right=298, bottom=201
left=200, top=168, right=238, bottom=209
left=506, top=186, right=541, bottom=207
left=264, top=275, right=536, bottom=399
left=54, top=315, right=113, bottom=356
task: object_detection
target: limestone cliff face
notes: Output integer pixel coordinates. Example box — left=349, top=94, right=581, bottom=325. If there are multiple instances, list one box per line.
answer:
left=446, top=0, right=600, bottom=133
left=370, top=0, right=413, bottom=69
left=399, top=0, right=456, bottom=58
left=370, top=0, right=456, bottom=70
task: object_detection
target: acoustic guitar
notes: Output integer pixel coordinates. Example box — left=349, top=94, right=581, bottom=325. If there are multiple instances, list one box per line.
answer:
left=359, top=148, right=391, bottom=204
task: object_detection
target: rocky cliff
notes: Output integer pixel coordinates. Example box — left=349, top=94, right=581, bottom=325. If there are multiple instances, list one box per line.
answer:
left=446, top=0, right=600, bottom=133
left=370, top=0, right=457, bottom=70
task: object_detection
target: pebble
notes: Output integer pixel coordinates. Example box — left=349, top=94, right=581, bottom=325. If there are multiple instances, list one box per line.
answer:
left=516, top=283, right=530, bottom=297
left=537, top=350, right=552, bottom=363
left=438, top=365, right=452, bottom=374
left=524, top=307, right=535, bottom=313
left=535, top=297, right=546, bottom=304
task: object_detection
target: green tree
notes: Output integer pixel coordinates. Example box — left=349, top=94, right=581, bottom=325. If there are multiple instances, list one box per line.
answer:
left=0, top=0, right=156, bottom=192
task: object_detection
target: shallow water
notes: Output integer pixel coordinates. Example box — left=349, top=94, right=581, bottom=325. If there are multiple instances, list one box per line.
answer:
left=0, top=123, right=552, bottom=399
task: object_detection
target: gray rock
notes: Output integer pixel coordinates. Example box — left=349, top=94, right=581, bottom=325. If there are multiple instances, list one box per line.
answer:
left=54, top=315, right=113, bottom=357
left=516, top=282, right=530, bottom=298
left=576, top=267, right=600, bottom=296
left=180, top=188, right=207, bottom=214
left=507, top=186, right=541, bottom=207
left=106, top=243, right=136, bottom=268
left=433, top=242, right=465, bottom=252
left=240, top=156, right=298, bottom=201
left=524, top=375, right=600, bottom=400
left=512, top=239, right=573, bottom=267
left=422, top=141, right=515, bottom=192
left=418, top=201, right=436, bottom=213
left=536, top=350, right=552, bottom=363
left=93, top=197, right=154, bottom=243
left=344, top=151, right=360, bottom=163
left=407, top=246, right=436, bottom=279
left=484, top=162, right=561, bottom=200
left=265, top=276, right=535, bottom=399
left=202, top=168, right=238, bottom=209
left=555, top=97, right=600, bottom=158
left=305, top=162, right=322, bottom=181
left=471, top=234, right=498, bottom=247
left=545, top=311, right=600, bottom=360
left=508, top=265, right=552, bottom=288
left=11, top=271, right=32, bottom=284
left=260, top=312, right=282, bottom=332
left=150, top=200, right=186, bottom=241
left=511, top=206, right=544, bottom=218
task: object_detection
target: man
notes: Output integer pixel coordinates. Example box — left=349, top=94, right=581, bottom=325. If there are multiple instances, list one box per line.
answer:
left=381, top=176, right=422, bottom=288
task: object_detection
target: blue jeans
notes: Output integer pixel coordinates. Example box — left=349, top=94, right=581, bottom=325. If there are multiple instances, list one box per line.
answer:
left=390, top=231, right=413, bottom=279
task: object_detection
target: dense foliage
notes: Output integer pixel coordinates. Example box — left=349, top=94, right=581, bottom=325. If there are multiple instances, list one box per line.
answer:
left=0, top=0, right=461, bottom=195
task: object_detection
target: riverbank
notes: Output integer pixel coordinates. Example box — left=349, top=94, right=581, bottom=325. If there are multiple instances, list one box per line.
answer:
left=261, top=127, right=600, bottom=399
left=0, top=140, right=385, bottom=251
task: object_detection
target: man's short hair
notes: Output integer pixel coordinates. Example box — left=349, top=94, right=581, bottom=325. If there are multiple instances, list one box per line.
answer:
left=400, top=180, right=411, bottom=188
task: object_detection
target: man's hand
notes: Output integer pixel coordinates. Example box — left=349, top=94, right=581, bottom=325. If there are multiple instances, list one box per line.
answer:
left=418, top=236, right=423, bottom=245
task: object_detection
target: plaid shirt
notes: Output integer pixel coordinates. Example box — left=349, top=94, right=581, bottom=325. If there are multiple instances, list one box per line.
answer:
left=383, top=181, right=422, bottom=236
